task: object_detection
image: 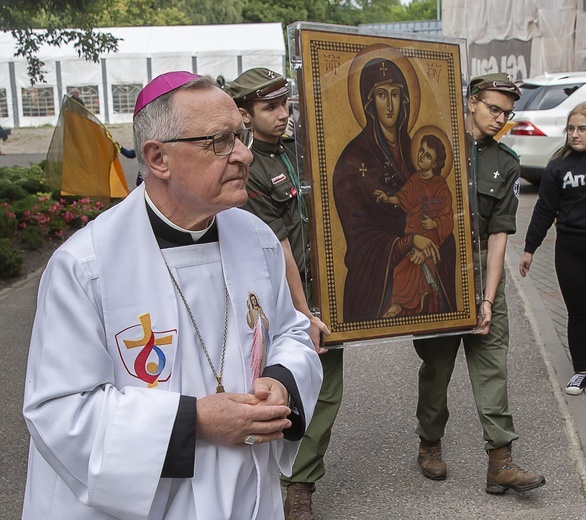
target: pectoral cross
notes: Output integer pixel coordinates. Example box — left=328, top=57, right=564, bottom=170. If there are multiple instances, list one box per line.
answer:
left=215, top=375, right=225, bottom=393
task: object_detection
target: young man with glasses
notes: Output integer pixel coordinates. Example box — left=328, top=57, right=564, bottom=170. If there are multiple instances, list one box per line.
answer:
left=413, top=73, right=546, bottom=494
left=22, top=72, right=323, bottom=519
left=231, top=68, right=342, bottom=520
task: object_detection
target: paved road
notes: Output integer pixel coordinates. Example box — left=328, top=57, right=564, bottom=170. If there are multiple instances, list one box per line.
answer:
left=311, top=180, right=586, bottom=519
left=1, top=163, right=585, bottom=518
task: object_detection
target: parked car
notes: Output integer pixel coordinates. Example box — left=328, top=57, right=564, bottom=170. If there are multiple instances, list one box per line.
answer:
left=500, top=72, right=586, bottom=184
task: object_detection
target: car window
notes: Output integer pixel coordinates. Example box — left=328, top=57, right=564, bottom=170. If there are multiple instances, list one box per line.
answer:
left=515, top=83, right=585, bottom=111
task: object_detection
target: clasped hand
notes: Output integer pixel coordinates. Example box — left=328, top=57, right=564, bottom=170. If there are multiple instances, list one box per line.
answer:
left=411, top=234, right=441, bottom=265
left=195, top=377, right=291, bottom=446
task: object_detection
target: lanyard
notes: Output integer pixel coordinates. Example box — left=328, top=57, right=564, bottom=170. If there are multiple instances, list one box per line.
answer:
left=280, top=151, right=308, bottom=223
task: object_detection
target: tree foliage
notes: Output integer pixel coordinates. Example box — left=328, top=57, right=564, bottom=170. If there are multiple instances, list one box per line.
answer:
left=1, top=0, right=120, bottom=84
left=405, top=0, right=439, bottom=21
left=175, top=0, right=244, bottom=25
left=99, top=0, right=245, bottom=26
left=97, top=0, right=191, bottom=27
left=0, top=0, right=440, bottom=85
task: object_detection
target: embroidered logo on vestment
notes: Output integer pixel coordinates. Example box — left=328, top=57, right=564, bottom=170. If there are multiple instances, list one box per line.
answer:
left=115, top=313, right=177, bottom=388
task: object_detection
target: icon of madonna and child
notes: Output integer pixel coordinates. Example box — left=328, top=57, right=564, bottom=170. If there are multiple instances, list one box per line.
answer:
left=333, top=46, right=457, bottom=324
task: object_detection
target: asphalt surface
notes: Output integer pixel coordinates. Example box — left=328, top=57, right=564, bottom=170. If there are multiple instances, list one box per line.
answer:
left=1, top=157, right=585, bottom=519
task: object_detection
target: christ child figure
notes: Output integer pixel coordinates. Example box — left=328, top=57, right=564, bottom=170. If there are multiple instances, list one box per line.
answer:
left=374, top=133, right=454, bottom=317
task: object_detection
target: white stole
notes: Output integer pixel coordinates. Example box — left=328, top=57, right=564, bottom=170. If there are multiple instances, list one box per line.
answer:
left=92, top=184, right=276, bottom=392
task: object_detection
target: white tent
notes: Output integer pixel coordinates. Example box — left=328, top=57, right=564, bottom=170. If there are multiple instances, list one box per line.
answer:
left=0, top=23, right=286, bottom=128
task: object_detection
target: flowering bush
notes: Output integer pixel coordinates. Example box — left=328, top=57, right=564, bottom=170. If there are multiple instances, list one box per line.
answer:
left=0, top=203, right=17, bottom=239
left=7, top=195, right=104, bottom=239
left=0, top=164, right=112, bottom=278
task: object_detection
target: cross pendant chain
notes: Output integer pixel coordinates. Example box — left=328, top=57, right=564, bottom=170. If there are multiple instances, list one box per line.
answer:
left=166, top=263, right=229, bottom=395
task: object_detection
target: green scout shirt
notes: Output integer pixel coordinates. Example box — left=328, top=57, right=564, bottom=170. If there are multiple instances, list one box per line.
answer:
left=242, top=137, right=309, bottom=278
left=473, top=136, right=521, bottom=240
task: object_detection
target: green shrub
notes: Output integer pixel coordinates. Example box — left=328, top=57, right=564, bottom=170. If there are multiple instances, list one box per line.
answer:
left=15, top=177, right=44, bottom=194
left=0, top=183, right=29, bottom=202
left=0, top=206, right=17, bottom=239
left=0, top=238, right=23, bottom=278
left=0, top=165, right=50, bottom=199
left=0, top=165, right=44, bottom=183
left=22, top=226, right=45, bottom=250
left=9, top=194, right=40, bottom=215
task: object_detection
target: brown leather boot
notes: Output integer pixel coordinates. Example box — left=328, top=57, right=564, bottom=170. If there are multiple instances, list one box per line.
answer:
left=417, top=438, right=447, bottom=480
left=486, top=443, right=546, bottom=494
left=284, top=482, right=315, bottom=520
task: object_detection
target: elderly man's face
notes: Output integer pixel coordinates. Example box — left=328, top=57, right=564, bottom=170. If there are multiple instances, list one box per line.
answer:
left=159, top=87, right=252, bottom=228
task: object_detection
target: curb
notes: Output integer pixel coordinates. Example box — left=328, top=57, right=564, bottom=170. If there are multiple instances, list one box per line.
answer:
left=0, top=266, right=43, bottom=302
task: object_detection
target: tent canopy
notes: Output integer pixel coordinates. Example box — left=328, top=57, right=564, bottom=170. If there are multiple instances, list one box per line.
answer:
left=0, top=23, right=286, bottom=127
left=0, top=24, right=286, bottom=60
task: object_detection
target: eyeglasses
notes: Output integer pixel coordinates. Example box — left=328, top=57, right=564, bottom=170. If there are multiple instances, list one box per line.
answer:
left=477, top=98, right=515, bottom=121
left=566, top=125, right=586, bottom=135
left=162, top=128, right=253, bottom=156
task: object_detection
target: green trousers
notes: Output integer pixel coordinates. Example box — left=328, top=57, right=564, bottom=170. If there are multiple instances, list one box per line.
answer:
left=414, top=259, right=518, bottom=451
left=281, top=348, right=344, bottom=484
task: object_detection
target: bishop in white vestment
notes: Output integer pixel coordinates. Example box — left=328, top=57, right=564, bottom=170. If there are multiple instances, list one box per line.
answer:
left=22, top=72, right=323, bottom=520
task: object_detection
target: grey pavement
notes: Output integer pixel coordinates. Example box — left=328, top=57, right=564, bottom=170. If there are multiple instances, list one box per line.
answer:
left=1, top=167, right=586, bottom=519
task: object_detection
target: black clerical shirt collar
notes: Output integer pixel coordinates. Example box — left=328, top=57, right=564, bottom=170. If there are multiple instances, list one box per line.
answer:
left=144, top=195, right=218, bottom=249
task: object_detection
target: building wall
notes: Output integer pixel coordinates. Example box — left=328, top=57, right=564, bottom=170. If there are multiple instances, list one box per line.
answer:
left=442, top=0, right=581, bottom=79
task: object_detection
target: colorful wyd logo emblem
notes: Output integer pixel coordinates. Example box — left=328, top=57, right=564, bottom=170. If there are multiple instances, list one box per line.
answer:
left=115, top=313, right=176, bottom=388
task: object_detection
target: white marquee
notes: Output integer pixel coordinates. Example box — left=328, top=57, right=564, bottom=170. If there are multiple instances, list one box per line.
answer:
left=0, top=23, right=286, bottom=128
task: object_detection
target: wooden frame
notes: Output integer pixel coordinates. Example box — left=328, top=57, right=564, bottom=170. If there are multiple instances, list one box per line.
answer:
left=291, top=24, right=477, bottom=344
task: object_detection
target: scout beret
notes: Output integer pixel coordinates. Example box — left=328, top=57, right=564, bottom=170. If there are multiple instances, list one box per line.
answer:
left=468, top=73, right=521, bottom=100
left=230, top=68, right=289, bottom=102
left=134, top=71, right=201, bottom=117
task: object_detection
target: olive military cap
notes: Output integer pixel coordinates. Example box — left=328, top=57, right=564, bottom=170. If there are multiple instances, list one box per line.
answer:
left=230, top=68, right=289, bottom=102
left=468, top=73, right=521, bottom=101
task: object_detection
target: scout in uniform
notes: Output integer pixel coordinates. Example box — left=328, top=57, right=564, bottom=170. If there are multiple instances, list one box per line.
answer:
left=413, top=73, right=546, bottom=494
left=231, top=68, right=343, bottom=519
